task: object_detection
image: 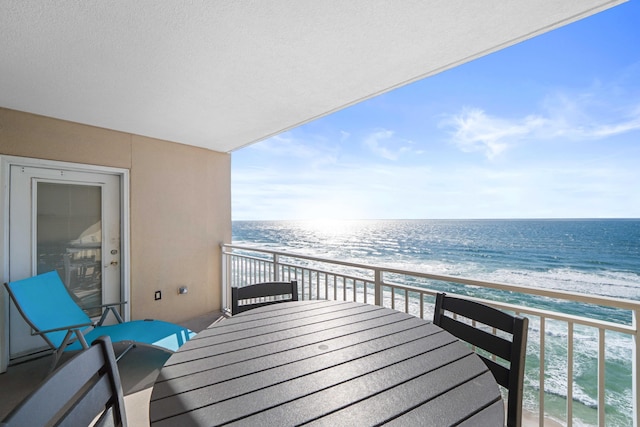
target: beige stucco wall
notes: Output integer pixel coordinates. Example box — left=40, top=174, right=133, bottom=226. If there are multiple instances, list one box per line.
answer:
left=0, top=107, right=231, bottom=323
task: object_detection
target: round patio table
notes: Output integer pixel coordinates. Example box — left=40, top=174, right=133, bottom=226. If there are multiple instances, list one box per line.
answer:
left=149, top=299, right=504, bottom=426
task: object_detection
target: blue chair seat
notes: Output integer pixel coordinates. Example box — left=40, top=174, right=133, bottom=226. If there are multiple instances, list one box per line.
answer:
left=64, top=319, right=193, bottom=352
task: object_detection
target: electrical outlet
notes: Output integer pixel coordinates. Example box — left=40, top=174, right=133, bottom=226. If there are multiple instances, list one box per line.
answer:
left=155, top=290, right=162, bottom=300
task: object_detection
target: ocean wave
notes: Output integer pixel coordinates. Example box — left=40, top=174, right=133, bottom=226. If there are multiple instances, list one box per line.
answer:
left=385, top=259, right=640, bottom=301
left=492, top=268, right=640, bottom=297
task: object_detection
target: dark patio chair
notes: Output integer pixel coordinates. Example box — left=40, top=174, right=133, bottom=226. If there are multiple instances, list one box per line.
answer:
left=433, top=292, right=528, bottom=427
left=4, top=271, right=195, bottom=371
left=232, top=281, right=298, bottom=315
left=0, top=336, right=127, bottom=427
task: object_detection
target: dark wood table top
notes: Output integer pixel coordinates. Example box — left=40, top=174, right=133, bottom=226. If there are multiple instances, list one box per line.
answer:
left=149, top=300, right=504, bottom=426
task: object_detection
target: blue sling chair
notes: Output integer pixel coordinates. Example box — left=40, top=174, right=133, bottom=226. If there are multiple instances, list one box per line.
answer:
left=4, top=271, right=195, bottom=371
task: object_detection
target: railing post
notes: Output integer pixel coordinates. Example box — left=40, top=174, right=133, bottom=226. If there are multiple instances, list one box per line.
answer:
left=374, top=269, right=383, bottom=306
left=633, top=309, right=639, bottom=427
left=274, top=253, right=280, bottom=281
left=220, top=243, right=231, bottom=316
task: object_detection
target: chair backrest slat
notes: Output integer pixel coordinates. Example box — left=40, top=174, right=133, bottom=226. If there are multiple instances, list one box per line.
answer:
left=59, top=374, right=116, bottom=427
left=0, top=336, right=127, bottom=427
left=438, top=315, right=513, bottom=361
left=232, top=281, right=299, bottom=314
left=439, top=295, right=517, bottom=332
left=480, top=355, right=511, bottom=388
left=433, top=292, right=528, bottom=427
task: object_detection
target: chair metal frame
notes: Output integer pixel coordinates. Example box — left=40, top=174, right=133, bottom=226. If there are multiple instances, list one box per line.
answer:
left=0, top=336, right=127, bottom=427
left=433, top=292, right=528, bottom=427
left=232, top=281, right=298, bottom=315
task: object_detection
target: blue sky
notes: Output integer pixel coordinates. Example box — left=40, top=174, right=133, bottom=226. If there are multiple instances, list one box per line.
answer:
left=232, top=2, right=640, bottom=221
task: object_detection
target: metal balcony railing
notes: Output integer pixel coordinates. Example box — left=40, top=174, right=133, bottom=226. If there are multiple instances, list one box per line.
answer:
left=221, top=243, right=640, bottom=427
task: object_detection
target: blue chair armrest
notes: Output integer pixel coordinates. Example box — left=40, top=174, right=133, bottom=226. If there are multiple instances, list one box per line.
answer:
left=34, top=322, right=93, bottom=335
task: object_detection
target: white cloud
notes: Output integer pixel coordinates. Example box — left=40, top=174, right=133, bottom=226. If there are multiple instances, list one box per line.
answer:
left=539, top=91, right=640, bottom=140
left=584, top=110, right=640, bottom=138
left=441, top=97, right=640, bottom=160
left=362, top=129, right=416, bottom=160
left=441, top=108, right=545, bottom=159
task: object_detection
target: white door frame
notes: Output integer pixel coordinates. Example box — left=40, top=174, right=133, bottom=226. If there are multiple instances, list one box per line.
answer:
left=0, top=155, right=130, bottom=373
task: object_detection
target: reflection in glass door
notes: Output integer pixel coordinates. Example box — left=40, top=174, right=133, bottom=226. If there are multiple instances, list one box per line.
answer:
left=36, top=182, right=103, bottom=317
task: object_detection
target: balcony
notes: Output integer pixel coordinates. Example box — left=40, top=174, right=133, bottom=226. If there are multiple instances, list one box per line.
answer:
left=1, top=243, right=635, bottom=426
left=222, top=243, right=640, bottom=427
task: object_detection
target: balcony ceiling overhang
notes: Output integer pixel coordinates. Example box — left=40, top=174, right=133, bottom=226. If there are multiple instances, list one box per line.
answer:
left=0, top=0, right=625, bottom=153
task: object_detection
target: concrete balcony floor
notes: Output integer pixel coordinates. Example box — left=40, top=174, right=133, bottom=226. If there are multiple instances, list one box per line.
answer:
left=0, top=311, right=222, bottom=425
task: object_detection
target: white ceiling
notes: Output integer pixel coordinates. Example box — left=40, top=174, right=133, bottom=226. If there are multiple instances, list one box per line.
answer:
left=0, top=0, right=625, bottom=153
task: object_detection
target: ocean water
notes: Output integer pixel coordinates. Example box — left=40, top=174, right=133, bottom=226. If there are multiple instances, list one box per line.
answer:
left=233, top=219, right=640, bottom=426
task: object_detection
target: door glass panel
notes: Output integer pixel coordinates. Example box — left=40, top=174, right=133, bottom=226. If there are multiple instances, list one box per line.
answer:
left=36, top=182, right=102, bottom=316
